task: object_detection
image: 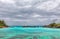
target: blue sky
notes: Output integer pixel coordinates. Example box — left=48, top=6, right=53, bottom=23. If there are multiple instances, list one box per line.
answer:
left=0, top=0, right=60, bottom=26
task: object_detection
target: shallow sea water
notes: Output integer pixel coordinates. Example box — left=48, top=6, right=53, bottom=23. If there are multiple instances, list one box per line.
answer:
left=0, top=27, right=60, bottom=39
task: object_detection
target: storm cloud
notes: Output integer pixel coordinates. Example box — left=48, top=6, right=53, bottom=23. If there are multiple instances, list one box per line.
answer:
left=0, top=0, right=60, bottom=26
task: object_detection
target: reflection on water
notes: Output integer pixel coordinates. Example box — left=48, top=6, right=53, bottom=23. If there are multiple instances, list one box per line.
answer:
left=0, top=27, right=60, bottom=39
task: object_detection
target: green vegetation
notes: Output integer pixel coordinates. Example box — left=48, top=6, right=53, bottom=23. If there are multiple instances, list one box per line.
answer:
left=45, top=19, right=60, bottom=28
left=0, top=20, right=8, bottom=28
left=48, top=23, right=60, bottom=28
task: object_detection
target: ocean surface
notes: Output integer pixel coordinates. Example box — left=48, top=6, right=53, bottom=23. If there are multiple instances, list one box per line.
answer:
left=0, top=26, right=60, bottom=39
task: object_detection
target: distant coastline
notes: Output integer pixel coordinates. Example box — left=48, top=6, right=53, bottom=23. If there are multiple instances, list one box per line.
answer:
left=0, top=20, right=60, bottom=28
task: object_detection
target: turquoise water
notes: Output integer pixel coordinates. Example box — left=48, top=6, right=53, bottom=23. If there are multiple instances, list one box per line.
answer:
left=0, top=27, right=60, bottom=39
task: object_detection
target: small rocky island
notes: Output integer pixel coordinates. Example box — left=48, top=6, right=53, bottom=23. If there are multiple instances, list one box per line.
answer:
left=0, top=20, right=8, bottom=28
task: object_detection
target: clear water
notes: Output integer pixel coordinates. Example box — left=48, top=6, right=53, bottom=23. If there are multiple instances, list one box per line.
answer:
left=0, top=27, right=60, bottom=39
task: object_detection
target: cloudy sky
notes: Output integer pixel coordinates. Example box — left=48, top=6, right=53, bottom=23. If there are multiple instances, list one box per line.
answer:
left=0, top=0, right=60, bottom=26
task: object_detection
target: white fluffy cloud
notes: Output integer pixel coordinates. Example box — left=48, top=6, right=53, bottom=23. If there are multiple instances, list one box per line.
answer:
left=0, top=0, right=15, bottom=4
left=37, top=0, right=58, bottom=11
left=31, top=13, right=42, bottom=18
